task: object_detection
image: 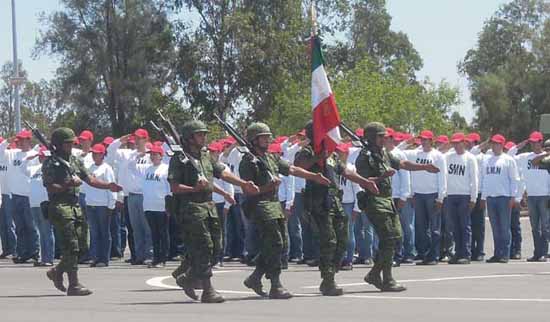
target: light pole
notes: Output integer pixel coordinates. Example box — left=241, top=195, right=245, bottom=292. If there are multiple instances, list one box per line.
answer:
left=11, top=0, right=21, bottom=133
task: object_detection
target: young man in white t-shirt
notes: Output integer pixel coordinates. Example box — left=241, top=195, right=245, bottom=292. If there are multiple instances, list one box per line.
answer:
left=445, top=133, right=478, bottom=264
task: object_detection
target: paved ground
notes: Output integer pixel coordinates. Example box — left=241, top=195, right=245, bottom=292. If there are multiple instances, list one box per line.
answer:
left=1, top=218, right=549, bottom=322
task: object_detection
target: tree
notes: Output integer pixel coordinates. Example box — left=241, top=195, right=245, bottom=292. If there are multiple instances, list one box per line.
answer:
left=460, top=0, right=550, bottom=140
left=34, top=0, right=178, bottom=136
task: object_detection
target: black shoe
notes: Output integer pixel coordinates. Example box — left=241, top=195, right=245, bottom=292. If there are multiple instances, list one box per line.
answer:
left=457, top=258, right=471, bottom=264
left=244, top=275, right=267, bottom=297
left=400, top=258, right=415, bottom=264
left=448, top=257, right=459, bottom=264
left=306, top=259, right=319, bottom=267
left=392, top=261, right=400, bottom=267
left=296, top=258, right=307, bottom=265
left=527, top=256, right=547, bottom=262
left=319, top=279, right=344, bottom=296
left=486, top=256, right=500, bottom=263
left=498, top=258, right=509, bottom=264
left=46, top=267, right=66, bottom=292
left=340, top=263, right=353, bottom=271
left=131, top=260, right=145, bottom=266
left=414, top=255, right=423, bottom=261
left=66, top=271, right=93, bottom=296
left=353, top=258, right=366, bottom=265
left=471, top=255, right=485, bottom=262
left=364, top=272, right=383, bottom=290
left=124, top=258, right=134, bottom=263
left=381, top=280, right=407, bottom=292
left=416, top=260, right=437, bottom=266
left=510, top=253, right=521, bottom=260
left=0, top=252, right=13, bottom=259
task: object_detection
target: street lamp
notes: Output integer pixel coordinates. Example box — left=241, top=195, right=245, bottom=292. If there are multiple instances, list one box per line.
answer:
left=10, top=0, right=22, bottom=133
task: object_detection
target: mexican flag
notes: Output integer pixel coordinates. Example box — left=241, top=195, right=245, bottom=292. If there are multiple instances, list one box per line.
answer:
left=311, top=35, right=342, bottom=155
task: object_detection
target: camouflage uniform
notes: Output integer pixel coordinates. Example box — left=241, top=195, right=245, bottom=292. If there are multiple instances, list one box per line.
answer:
left=356, top=122, right=405, bottom=292
left=42, top=127, right=93, bottom=296
left=168, top=120, right=226, bottom=303
left=295, top=144, right=348, bottom=295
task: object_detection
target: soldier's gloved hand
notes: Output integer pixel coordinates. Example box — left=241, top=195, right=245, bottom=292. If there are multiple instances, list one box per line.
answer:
left=194, top=179, right=209, bottom=192
left=313, top=173, right=331, bottom=186
left=361, top=179, right=379, bottom=195
left=424, top=164, right=440, bottom=173
left=108, top=182, right=123, bottom=193
left=242, top=181, right=260, bottom=195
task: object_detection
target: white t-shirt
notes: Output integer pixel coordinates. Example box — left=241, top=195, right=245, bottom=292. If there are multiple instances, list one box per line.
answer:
left=225, top=147, right=244, bottom=194
left=142, top=163, right=170, bottom=212
left=409, top=148, right=447, bottom=201
left=0, top=142, right=38, bottom=196
left=515, top=152, right=550, bottom=197
left=21, top=161, right=48, bottom=207
left=389, top=147, right=411, bottom=201
left=480, top=153, right=521, bottom=201
left=445, top=151, right=479, bottom=201
left=83, top=162, right=117, bottom=209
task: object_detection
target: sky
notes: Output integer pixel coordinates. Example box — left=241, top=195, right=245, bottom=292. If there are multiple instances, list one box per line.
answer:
left=0, top=0, right=511, bottom=123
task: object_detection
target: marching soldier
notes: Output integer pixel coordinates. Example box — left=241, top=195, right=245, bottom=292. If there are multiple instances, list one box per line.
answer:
left=168, top=120, right=259, bottom=303
left=42, top=128, right=122, bottom=296
left=350, top=122, right=439, bottom=292
left=239, top=122, right=330, bottom=299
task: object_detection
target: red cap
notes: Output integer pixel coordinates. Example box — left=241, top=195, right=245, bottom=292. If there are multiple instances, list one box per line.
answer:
left=504, top=141, right=516, bottom=150
left=268, top=143, right=282, bottom=154
left=393, top=132, right=404, bottom=142
left=148, top=144, right=164, bottom=156
left=128, top=135, right=136, bottom=144
left=91, top=143, right=106, bottom=154
left=401, top=133, right=413, bottom=141
left=16, top=130, right=32, bottom=139
left=450, top=133, right=466, bottom=143
left=335, top=143, right=351, bottom=154
left=528, top=131, right=543, bottom=143
left=38, top=145, right=49, bottom=157
left=208, top=141, right=224, bottom=153
left=385, top=128, right=395, bottom=138
left=134, top=128, right=149, bottom=139
left=355, top=128, right=364, bottom=138
left=419, top=130, right=434, bottom=140
left=102, top=136, right=114, bottom=145
left=225, top=136, right=237, bottom=145
left=436, top=135, right=449, bottom=144
left=78, top=130, right=94, bottom=142
left=297, top=129, right=306, bottom=137
left=490, top=134, right=506, bottom=145
left=466, top=133, right=481, bottom=143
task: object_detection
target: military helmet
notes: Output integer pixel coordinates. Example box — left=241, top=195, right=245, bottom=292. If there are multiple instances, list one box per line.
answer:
left=246, top=122, right=272, bottom=142
left=51, top=127, right=76, bottom=146
left=364, top=122, right=387, bottom=140
left=181, top=120, right=209, bottom=140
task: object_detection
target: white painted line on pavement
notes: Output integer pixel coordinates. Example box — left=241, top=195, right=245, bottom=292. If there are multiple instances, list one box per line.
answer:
left=341, top=295, right=550, bottom=303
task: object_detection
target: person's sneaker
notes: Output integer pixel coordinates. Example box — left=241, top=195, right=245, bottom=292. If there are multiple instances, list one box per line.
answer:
left=471, top=255, right=485, bottom=262
left=95, top=262, right=108, bottom=268
left=448, top=257, right=459, bottom=264
left=306, top=259, right=319, bottom=267
left=510, top=253, right=521, bottom=260
left=340, top=262, right=353, bottom=271
left=124, top=258, right=134, bottom=263
left=0, top=252, right=12, bottom=259
left=414, top=255, right=424, bottom=261
left=486, top=256, right=500, bottom=263
left=439, top=256, right=450, bottom=263
left=392, top=261, right=400, bottom=267
left=416, top=260, right=437, bottom=266
left=527, top=256, right=547, bottom=262
left=131, top=260, right=145, bottom=266
left=498, top=258, right=509, bottom=264
left=364, top=272, right=383, bottom=290
left=364, top=258, right=374, bottom=266
left=296, top=258, right=307, bottom=265
left=400, top=258, right=415, bottom=264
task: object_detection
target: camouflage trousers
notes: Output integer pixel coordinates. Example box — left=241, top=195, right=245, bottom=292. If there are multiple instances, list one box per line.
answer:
left=174, top=202, right=222, bottom=280
left=366, top=208, right=402, bottom=281
left=254, top=218, right=288, bottom=279
left=48, top=202, right=87, bottom=272
left=310, top=208, right=348, bottom=280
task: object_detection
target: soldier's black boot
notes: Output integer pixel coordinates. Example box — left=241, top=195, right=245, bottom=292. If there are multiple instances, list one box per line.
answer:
left=319, top=277, right=344, bottom=296
left=181, top=275, right=199, bottom=301
left=364, top=268, right=383, bottom=290
left=381, top=266, right=406, bottom=292
left=46, top=266, right=66, bottom=292
left=66, top=271, right=93, bottom=296
left=200, top=278, right=225, bottom=303
left=172, top=259, right=190, bottom=288
left=268, top=275, right=293, bottom=299
left=244, top=268, right=267, bottom=297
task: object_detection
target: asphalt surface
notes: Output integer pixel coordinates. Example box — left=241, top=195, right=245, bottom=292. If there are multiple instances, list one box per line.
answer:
left=1, top=218, right=549, bottom=322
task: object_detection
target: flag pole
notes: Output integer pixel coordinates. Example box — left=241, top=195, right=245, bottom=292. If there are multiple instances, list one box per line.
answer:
left=311, top=2, right=317, bottom=37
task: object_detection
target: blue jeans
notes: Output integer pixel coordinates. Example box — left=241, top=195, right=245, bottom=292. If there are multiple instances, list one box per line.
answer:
left=395, top=199, right=415, bottom=261
left=110, top=207, right=122, bottom=258
left=487, top=196, right=512, bottom=259
left=510, top=206, right=522, bottom=256
left=527, top=196, right=550, bottom=258
left=414, top=193, right=441, bottom=261
left=224, top=193, right=245, bottom=258
left=470, top=194, right=485, bottom=258
left=446, top=195, right=471, bottom=259
left=288, top=192, right=304, bottom=260
left=240, top=194, right=259, bottom=258
left=31, top=206, right=54, bottom=263
left=127, top=193, right=152, bottom=262
left=87, top=206, right=112, bottom=264
left=441, top=198, right=455, bottom=257
left=0, top=194, right=16, bottom=255
left=11, top=194, right=39, bottom=259
left=342, top=202, right=356, bottom=264
left=145, top=211, right=169, bottom=264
